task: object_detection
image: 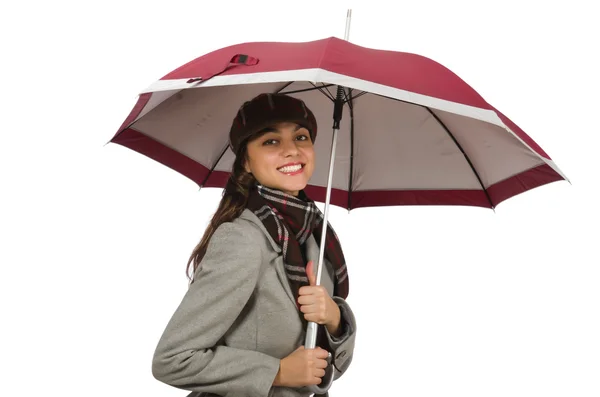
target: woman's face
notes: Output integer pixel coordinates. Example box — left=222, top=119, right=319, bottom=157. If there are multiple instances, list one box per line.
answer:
left=244, top=122, right=315, bottom=196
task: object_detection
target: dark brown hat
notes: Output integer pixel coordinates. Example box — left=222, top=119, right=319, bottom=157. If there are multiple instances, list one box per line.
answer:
left=229, top=93, right=317, bottom=154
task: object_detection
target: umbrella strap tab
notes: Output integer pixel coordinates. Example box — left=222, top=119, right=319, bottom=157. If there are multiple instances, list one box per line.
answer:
left=186, top=54, right=259, bottom=84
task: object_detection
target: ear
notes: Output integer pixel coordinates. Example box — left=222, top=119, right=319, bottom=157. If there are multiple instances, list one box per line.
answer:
left=243, top=159, right=252, bottom=174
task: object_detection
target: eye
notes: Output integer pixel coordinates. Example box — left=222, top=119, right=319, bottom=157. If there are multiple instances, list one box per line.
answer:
left=262, top=139, right=278, bottom=146
left=295, top=134, right=310, bottom=141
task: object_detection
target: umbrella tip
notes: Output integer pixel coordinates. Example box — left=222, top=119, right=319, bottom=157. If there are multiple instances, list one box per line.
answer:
left=565, top=176, right=573, bottom=186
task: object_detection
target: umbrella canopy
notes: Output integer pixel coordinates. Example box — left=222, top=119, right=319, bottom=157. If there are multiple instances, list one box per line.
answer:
left=110, top=36, right=567, bottom=210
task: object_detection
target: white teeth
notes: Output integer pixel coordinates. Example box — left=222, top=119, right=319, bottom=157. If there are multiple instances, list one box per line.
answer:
left=278, top=164, right=302, bottom=173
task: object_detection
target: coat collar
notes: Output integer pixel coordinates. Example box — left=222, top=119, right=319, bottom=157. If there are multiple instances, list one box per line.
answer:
left=239, top=208, right=282, bottom=253
left=239, top=209, right=322, bottom=303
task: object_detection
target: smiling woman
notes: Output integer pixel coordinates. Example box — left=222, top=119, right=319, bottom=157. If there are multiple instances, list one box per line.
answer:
left=244, top=122, right=316, bottom=196
left=151, top=93, right=356, bottom=397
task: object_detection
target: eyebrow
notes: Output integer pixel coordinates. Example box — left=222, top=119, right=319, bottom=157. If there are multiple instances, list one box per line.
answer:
left=258, top=124, right=304, bottom=134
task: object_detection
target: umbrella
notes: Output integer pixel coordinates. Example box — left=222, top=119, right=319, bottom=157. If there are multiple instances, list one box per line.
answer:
left=108, top=10, right=567, bottom=394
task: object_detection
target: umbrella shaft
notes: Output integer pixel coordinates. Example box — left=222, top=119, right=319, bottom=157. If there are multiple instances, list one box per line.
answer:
left=305, top=321, right=319, bottom=349
left=305, top=126, right=340, bottom=348
left=315, top=126, right=339, bottom=287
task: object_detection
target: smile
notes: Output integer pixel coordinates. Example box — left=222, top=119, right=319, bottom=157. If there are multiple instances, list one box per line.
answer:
left=277, top=163, right=304, bottom=175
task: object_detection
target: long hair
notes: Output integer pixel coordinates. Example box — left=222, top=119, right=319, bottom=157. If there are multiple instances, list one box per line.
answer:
left=186, top=141, right=257, bottom=282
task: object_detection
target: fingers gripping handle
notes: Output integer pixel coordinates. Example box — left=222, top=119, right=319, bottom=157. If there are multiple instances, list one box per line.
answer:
left=305, top=322, right=334, bottom=394
left=309, top=351, right=334, bottom=395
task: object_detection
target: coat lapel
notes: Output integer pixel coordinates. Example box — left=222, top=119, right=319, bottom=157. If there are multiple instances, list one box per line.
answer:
left=239, top=209, right=335, bottom=303
left=239, top=209, right=297, bottom=306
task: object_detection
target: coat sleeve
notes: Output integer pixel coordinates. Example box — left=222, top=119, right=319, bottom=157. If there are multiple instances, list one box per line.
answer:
left=151, top=221, right=280, bottom=397
left=323, top=297, right=356, bottom=380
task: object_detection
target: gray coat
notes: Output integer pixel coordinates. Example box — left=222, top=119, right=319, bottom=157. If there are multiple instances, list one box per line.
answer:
left=152, top=208, right=356, bottom=397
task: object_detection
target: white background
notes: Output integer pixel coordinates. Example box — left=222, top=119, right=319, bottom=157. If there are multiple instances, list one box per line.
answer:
left=2, top=1, right=599, bottom=396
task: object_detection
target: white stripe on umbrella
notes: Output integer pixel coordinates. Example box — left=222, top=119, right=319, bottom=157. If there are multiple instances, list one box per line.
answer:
left=140, top=69, right=507, bottom=130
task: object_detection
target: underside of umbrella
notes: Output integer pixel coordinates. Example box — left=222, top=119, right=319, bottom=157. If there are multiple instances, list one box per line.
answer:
left=110, top=37, right=567, bottom=210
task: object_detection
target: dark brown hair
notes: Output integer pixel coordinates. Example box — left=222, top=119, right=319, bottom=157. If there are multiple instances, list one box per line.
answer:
left=185, top=139, right=257, bottom=282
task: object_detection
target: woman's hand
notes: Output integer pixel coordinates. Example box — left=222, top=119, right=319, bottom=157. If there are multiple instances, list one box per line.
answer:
left=273, top=346, right=329, bottom=387
left=298, top=261, right=342, bottom=336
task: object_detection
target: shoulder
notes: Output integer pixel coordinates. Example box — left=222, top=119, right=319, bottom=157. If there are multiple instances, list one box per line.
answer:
left=192, top=215, right=267, bottom=281
left=208, top=209, right=277, bottom=252
left=204, top=209, right=281, bottom=258
left=210, top=215, right=265, bottom=250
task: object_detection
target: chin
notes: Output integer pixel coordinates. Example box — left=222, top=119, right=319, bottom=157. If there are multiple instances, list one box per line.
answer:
left=276, top=180, right=309, bottom=194
left=283, top=184, right=308, bottom=193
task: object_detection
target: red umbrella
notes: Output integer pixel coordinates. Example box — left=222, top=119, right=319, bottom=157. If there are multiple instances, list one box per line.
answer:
left=111, top=41, right=566, bottom=210
left=109, top=18, right=567, bottom=394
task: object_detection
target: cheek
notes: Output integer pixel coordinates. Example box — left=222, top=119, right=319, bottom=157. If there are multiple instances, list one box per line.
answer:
left=303, top=148, right=316, bottom=165
left=302, top=149, right=316, bottom=176
left=246, top=146, right=274, bottom=173
left=252, top=153, right=279, bottom=174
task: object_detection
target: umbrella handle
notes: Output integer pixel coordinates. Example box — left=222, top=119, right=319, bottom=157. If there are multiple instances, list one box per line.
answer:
left=305, top=322, right=335, bottom=394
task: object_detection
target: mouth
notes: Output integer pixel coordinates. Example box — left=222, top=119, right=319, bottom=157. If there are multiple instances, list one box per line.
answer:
left=277, top=163, right=305, bottom=175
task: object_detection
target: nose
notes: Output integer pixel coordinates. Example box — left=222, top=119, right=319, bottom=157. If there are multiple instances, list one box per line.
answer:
left=280, top=138, right=299, bottom=157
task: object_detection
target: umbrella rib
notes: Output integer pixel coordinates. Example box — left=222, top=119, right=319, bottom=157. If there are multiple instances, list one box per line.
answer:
left=348, top=91, right=368, bottom=101
left=275, top=82, right=294, bottom=93
left=426, top=107, right=495, bottom=209
left=321, top=83, right=336, bottom=101
left=310, top=82, right=335, bottom=101
left=199, top=144, right=229, bottom=189
left=345, top=89, right=355, bottom=211
left=277, top=84, right=336, bottom=96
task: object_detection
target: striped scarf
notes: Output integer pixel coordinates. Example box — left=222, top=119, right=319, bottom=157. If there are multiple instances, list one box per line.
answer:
left=247, top=185, right=349, bottom=301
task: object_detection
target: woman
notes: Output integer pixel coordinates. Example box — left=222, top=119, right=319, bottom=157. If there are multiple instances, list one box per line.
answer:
left=152, top=93, right=356, bottom=397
